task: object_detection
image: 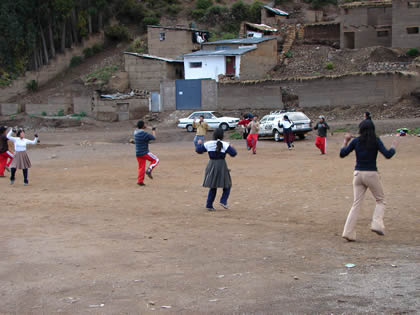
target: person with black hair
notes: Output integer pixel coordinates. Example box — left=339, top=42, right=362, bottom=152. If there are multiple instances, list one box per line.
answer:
left=246, top=115, right=260, bottom=154
left=134, top=120, right=159, bottom=186
left=6, top=128, right=38, bottom=185
left=340, top=120, right=399, bottom=241
left=196, top=128, right=237, bottom=211
left=0, top=126, right=14, bottom=177
left=279, top=115, right=295, bottom=150
left=192, top=115, right=209, bottom=149
left=314, top=115, right=330, bottom=154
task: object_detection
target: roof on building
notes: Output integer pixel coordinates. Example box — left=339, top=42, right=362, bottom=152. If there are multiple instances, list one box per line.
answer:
left=339, top=0, right=392, bottom=8
left=244, top=22, right=278, bottom=32
left=204, top=36, right=277, bottom=45
left=147, top=25, right=209, bottom=33
left=304, top=21, right=340, bottom=27
left=124, top=52, right=183, bottom=63
left=263, top=5, right=289, bottom=16
left=184, top=47, right=257, bottom=57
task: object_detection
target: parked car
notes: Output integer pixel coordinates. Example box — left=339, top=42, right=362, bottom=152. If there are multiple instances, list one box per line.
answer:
left=177, top=111, right=240, bottom=132
left=258, top=111, right=312, bottom=141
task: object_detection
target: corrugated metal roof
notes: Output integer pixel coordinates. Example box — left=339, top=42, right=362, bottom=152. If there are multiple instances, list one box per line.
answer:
left=245, top=22, right=278, bottom=32
left=147, top=25, right=209, bottom=33
left=204, top=36, right=277, bottom=45
left=124, top=52, right=183, bottom=63
left=263, top=5, right=289, bottom=16
left=184, top=47, right=257, bottom=57
left=340, top=0, right=391, bottom=8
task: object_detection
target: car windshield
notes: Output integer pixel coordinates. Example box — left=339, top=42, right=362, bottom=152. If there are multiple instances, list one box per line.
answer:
left=288, top=113, right=309, bottom=121
left=212, top=112, right=223, bottom=118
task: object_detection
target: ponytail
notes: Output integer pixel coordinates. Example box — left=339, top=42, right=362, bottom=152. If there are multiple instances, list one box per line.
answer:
left=216, top=140, right=223, bottom=153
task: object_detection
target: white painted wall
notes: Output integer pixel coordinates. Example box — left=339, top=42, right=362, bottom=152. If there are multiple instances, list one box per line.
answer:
left=184, top=55, right=241, bottom=82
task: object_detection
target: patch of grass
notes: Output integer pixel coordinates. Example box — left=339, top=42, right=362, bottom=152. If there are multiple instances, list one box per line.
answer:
left=41, top=111, right=47, bottom=116
left=230, top=131, right=243, bottom=139
left=104, top=24, right=130, bottom=42
left=70, top=56, right=84, bottom=67
left=284, top=51, right=293, bottom=58
left=92, top=43, right=104, bottom=54
left=334, top=128, right=348, bottom=133
left=26, top=80, right=39, bottom=92
left=127, top=39, right=147, bottom=54
left=0, top=71, right=14, bottom=87
left=57, top=109, right=65, bottom=117
left=84, top=65, right=119, bottom=86
left=406, top=48, right=419, bottom=57
left=83, top=47, right=94, bottom=58
left=71, top=112, right=87, bottom=118
left=325, top=62, right=334, bottom=70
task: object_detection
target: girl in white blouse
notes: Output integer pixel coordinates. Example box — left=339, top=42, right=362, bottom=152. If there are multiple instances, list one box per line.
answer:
left=7, top=128, right=38, bottom=185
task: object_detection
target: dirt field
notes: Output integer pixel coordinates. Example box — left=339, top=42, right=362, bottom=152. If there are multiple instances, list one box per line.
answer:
left=1, top=124, right=419, bottom=314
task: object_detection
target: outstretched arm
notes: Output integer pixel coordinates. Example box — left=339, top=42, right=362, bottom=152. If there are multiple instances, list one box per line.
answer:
left=6, top=128, right=18, bottom=142
left=340, top=134, right=355, bottom=158
left=378, top=138, right=396, bottom=159
left=226, top=145, right=237, bottom=157
left=195, top=139, right=207, bottom=154
left=26, top=134, right=39, bottom=145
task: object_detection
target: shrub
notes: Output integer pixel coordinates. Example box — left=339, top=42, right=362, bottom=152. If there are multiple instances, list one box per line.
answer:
left=325, top=62, right=334, bottom=70
left=209, top=32, right=237, bottom=41
left=203, top=5, right=229, bottom=25
left=104, top=25, right=130, bottom=42
left=84, top=65, right=119, bottom=86
left=70, top=56, right=84, bottom=67
left=191, top=8, right=207, bottom=20
left=128, top=39, right=147, bottom=54
left=284, top=51, right=293, bottom=58
left=196, top=0, right=213, bottom=10
left=143, top=16, right=160, bottom=26
left=83, top=47, right=94, bottom=58
left=41, top=111, right=47, bottom=116
left=407, top=48, right=419, bottom=57
left=92, top=43, right=104, bottom=54
left=167, top=4, right=182, bottom=16
left=57, top=109, right=65, bottom=117
left=26, top=80, right=39, bottom=92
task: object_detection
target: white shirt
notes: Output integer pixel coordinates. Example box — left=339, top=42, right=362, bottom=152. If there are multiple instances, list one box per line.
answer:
left=7, top=129, right=38, bottom=152
left=281, top=120, right=293, bottom=129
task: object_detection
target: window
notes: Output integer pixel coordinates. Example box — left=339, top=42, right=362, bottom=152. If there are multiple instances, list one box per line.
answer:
left=189, top=62, right=202, bottom=68
left=189, top=113, right=201, bottom=119
left=377, top=30, right=389, bottom=37
left=212, top=112, right=223, bottom=118
left=408, top=1, right=420, bottom=8
left=407, top=27, right=419, bottom=34
left=203, top=113, right=213, bottom=119
left=160, top=32, right=165, bottom=41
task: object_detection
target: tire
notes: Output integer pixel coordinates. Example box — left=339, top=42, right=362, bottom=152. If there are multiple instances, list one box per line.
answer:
left=186, top=125, right=194, bottom=132
left=298, top=134, right=305, bottom=140
left=220, top=123, right=229, bottom=131
left=274, top=129, right=281, bottom=142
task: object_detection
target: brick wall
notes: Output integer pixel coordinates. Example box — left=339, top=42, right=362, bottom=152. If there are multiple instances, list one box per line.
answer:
left=392, top=0, right=420, bottom=48
left=239, top=39, right=278, bottom=80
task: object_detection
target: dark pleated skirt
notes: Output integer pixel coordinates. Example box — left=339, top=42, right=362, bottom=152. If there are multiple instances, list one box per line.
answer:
left=203, top=159, right=232, bottom=188
left=10, top=151, right=31, bottom=169
left=283, top=130, right=295, bottom=143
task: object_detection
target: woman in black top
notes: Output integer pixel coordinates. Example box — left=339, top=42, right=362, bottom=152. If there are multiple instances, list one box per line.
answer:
left=340, top=120, right=399, bottom=241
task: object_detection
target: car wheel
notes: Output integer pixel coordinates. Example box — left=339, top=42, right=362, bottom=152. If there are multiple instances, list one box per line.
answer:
left=298, top=134, right=305, bottom=140
left=186, top=125, right=194, bottom=132
left=220, top=123, right=229, bottom=131
left=274, top=130, right=281, bottom=142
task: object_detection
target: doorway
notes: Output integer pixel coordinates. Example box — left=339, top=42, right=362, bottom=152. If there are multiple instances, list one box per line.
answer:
left=225, top=56, right=236, bottom=76
left=344, top=32, right=355, bottom=49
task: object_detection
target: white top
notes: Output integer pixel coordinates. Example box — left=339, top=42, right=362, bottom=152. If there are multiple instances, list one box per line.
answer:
left=7, top=129, right=38, bottom=152
left=204, top=140, right=230, bottom=153
left=281, top=120, right=293, bottom=129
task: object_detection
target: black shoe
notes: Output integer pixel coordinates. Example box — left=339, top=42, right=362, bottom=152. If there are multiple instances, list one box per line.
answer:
left=206, top=207, right=216, bottom=211
left=146, top=169, right=153, bottom=179
left=371, top=229, right=384, bottom=236
left=253, top=152, right=256, bottom=154
left=137, top=182, right=146, bottom=186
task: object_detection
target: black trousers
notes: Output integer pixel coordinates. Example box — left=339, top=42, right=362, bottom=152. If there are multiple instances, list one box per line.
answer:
left=11, top=168, right=28, bottom=183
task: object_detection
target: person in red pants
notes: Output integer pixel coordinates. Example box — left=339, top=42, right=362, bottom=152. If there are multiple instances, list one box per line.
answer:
left=133, top=120, right=159, bottom=186
left=314, top=115, right=330, bottom=154
left=246, top=116, right=260, bottom=154
left=0, top=126, right=14, bottom=177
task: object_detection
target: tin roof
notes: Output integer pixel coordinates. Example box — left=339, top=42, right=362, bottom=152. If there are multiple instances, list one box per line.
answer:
left=184, top=47, right=257, bottom=57
left=147, top=25, right=209, bottom=33
left=204, top=36, right=277, bottom=45
left=244, top=22, right=278, bottom=32
left=340, top=0, right=392, bottom=8
left=263, top=5, right=289, bottom=16
left=124, top=52, right=183, bottom=63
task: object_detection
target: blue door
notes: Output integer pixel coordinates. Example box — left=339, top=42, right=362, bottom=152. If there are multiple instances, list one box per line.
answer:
left=176, top=79, right=202, bottom=110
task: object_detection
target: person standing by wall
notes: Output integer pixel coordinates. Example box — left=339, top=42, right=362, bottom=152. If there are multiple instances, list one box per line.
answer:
left=246, top=115, right=260, bottom=154
left=340, top=120, right=399, bottom=242
left=196, top=128, right=237, bottom=211
left=7, top=128, right=38, bottom=185
left=134, top=120, right=159, bottom=186
left=0, top=126, right=14, bottom=177
left=314, top=115, right=330, bottom=154
left=279, top=115, right=295, bottom=150
left=192, top=115, right=209, bottom=149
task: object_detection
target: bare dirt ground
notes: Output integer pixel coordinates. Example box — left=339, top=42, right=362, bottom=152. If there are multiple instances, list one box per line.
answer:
left=1, top=123, right=419, bottom=314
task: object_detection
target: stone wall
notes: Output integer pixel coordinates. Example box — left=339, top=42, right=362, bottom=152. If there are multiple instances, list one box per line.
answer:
left=239, top=39, right=278, bottom=80
left=93, top=97, right=149, bottom=122
left=304, top=24, right=340, bottom=43
left=392, top=0, right=420, bottom=48
left=0, top=32, right=104, bottom=103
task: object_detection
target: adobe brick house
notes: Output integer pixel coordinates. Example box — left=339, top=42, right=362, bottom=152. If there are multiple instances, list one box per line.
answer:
left=124, top=53, right=184, bottom=92
left=392, top=0, right=420, bottom=48
left=340, top=0, right=393, bottom=49
left=183, top=37, right=278, bottom=81
left=261, top=6, right=289, bottom=27
left=147, top=25, right=210, bottom=59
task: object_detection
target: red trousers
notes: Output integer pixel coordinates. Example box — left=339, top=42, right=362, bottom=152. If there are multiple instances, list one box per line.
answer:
left=136, top=152, right=159, bottom=183
left=247, top=134, right=258, bottom=153
left=315, top=136, right=326, bottom=154
left=0, top=151, right=13, bottom=176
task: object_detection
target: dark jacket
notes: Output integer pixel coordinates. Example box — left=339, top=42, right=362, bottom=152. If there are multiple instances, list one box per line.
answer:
left=314, top=121, right=330, bottom=137
left=0, top=135, right=8, bottom=153
left=134, top=129, right=155, bottom=156
left=340, top=137, right=395, bottom=171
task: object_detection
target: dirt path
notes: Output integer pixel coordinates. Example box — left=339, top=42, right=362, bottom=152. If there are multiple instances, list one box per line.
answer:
left=0, top=128, right=419, bottom=314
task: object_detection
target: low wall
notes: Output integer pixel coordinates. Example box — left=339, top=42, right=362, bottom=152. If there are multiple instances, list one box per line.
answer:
left=93, top=97, right=149, bottom=122
left=25, top=104, right=71, bottom=116
left=0, top=32, right=104, bottom=103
